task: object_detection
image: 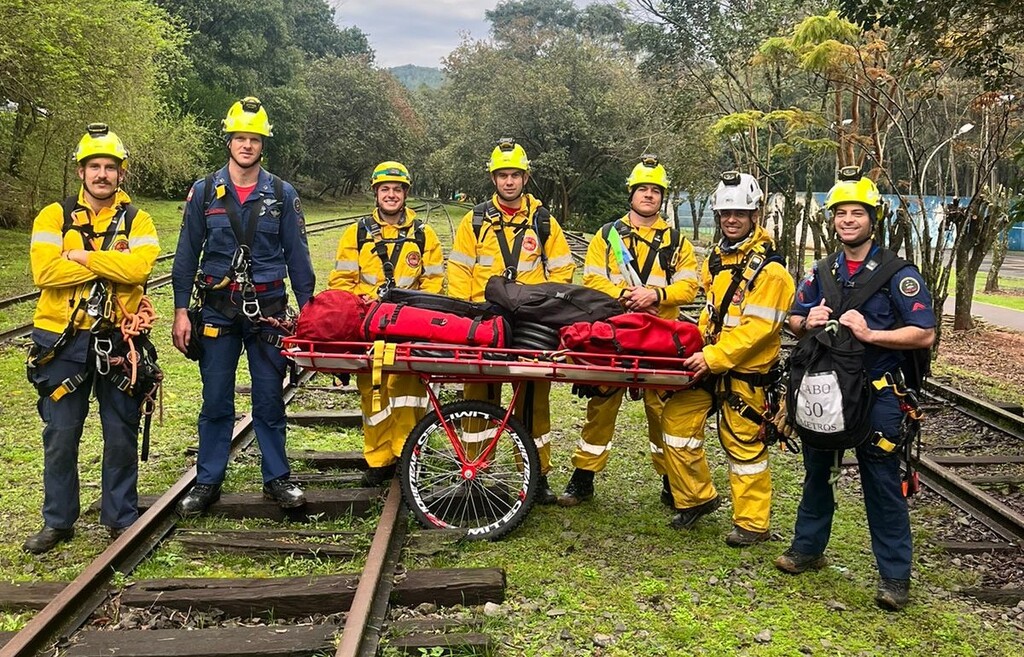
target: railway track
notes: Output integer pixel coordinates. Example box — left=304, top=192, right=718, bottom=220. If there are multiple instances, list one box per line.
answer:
left=0, top=375, right=503, bottom=657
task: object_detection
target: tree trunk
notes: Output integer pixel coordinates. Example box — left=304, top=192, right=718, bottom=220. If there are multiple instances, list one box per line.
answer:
left=984, top=229, right=1008, bottom=293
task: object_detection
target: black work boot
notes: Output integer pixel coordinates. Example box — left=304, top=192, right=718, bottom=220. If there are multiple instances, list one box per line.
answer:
left=360, top=463, right=397, bottom=487
left=725, top=524, right=771, bottom=547
left=22, top=526, right=74, bottom=554
left=669, top=495, right=721, bottom=530
left=556, top=468, right=595, bottom=507
left=176, top=483, right=221, bottom=518
left=660, top=474, right=673, bottom=507
left=536, top=474, right=557, bottom=505
left=875, top=578, right=910, bottom=611
left=774, top=548, right=827, bottom=574
left=263, top=477, right=306, bottom=509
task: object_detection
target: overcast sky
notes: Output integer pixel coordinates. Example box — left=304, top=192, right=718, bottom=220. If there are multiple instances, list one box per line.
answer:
left=330, top=0, right=606, bottom=69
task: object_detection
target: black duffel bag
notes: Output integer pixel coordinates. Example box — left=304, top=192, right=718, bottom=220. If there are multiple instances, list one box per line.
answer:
left=484, top=276, right=623, bottom=329
left=380, top=287, right=500, bottom=319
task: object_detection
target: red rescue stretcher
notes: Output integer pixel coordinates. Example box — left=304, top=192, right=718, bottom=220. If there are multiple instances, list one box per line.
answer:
left=283, top=338, right=696, bottom=540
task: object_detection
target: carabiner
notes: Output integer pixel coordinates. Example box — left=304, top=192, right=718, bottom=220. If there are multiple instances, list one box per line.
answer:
left=94, top=337, right=112, bottom=375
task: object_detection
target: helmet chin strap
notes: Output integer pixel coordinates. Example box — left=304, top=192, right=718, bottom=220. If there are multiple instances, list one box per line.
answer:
left=840, top=235, right=872, bottom=248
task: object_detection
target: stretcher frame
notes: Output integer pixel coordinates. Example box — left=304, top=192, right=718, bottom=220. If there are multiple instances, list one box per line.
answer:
left=283, top=338, right=695, bottom=539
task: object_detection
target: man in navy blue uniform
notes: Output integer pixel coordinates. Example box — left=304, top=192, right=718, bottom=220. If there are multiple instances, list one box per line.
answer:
left=171, top=97, right=315, bottom=517
left=776, top=171, right=935, bottom=611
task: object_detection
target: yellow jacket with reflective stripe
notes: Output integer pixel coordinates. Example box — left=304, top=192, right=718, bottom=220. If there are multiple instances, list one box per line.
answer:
left=583, top=214, right=699, bottom=319
left=327, top=208, right=443, bottom=296
left=30, top=188, right=160, bottom=334
left=697, top=224, right=794, bottom=374
left=448, top=193, right=575, bottom=302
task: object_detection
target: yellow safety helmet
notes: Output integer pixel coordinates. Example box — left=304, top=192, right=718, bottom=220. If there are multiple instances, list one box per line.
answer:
left=222, top=96, right=273, bottom=137
left=488, top=138, right=530, bottom=173
left=626, top=154, right=670, bottom=192
left=825, top=167, right=881, bottom=211
left=371, top=161, right=411, bottom=188
left=73, top=123, right=128, bottom=169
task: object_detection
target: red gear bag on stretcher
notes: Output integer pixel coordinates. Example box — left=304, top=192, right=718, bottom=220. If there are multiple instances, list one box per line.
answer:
left=560, top=313, right=703, bottom=358
left=363, top=301, right=509, bottom=348
left=295, top=289, right=370, bottom=347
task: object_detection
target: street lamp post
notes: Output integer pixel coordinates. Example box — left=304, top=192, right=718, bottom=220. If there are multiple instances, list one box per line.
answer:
left=919, top=123, right=975, bottom=198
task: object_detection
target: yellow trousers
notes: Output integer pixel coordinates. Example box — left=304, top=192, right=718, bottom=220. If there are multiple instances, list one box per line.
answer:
left=464, top=381, right=552, bottom=474
left=661, top=378, right=772, bottom=533
left=357, top=373, right=429, bottom=468
left=571, top=389, right=666, bottom=474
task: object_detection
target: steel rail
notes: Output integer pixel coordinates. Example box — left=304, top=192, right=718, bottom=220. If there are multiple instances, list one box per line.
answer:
left=913, top=454, right=1024, bottom=545
left=923, top=379, right=1024, bottom=440
left=336, top=478, right=407, bottom=657
left=0, top=372, right=312, bottom=657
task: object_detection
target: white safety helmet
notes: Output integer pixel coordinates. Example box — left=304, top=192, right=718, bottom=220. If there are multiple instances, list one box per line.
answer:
left=711, top=171, right=762, bottom=211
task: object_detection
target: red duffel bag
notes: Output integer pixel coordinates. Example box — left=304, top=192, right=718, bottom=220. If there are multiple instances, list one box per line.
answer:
left=560, top=313, right=703, bottom=358
left=363, top=301, right=509, bottom=348
left=295, top=290, right=370, bottom=346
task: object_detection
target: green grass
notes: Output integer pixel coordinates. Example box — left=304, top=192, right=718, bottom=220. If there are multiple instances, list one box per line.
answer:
left=1, top=197, right=1022, bottom=655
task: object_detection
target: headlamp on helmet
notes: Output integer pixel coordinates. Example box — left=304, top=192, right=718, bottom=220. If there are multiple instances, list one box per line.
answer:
left=626, top=154, right=670, bottom=192
left=222, top=96, right=273, bottom=137
left=73, top=123, right=129, bottom=169
left=488, top=138, right=530, bottom=173
left=711, top=171, right=762, bottom=211
left=837, top=165, right=863, bottom=182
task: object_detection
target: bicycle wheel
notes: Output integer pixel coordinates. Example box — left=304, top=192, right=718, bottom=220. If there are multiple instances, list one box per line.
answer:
left=400, top=400, right=540, bottom=540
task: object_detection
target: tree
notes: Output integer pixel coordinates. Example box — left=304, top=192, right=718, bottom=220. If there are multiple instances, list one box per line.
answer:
left=152, top=0, right=373, bottom=175
left=432, top=33, right=662, bottom=229
left=840, top=0, right=1024, bottom=85
left=0, top=0, right=202, bottom=224
left=298, top=57, right=416, bottom=197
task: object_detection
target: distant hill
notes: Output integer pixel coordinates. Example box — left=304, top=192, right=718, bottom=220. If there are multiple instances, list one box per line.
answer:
left=389, top=64, right=445, bottom=91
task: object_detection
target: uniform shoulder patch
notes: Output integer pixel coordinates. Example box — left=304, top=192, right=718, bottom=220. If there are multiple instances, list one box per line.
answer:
left=293, top=197, right=302, bottom=215
left=898, top=276, right=921, bottom=297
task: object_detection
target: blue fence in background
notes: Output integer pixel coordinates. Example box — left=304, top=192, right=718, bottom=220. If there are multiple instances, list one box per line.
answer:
left=673, top=192, right=1021, bottom=249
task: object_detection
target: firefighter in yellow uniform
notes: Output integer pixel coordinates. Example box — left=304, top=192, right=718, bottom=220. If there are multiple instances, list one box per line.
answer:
left=24, top=124, right=160, bottom=553
left=663, top=171, right=795, bottom=546
left=557, top=156, right=699, bottom=507
left=328, top=162, right=444, bottom=486
left=448, top=139, right=576, bottom=503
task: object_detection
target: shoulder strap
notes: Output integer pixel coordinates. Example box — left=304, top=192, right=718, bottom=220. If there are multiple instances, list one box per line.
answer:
left=202, top=173, right=216, bottom=211
left=471, top=201, right=492, bottom=239
left=659, top=228, right=681, bottom=284
left=533, top=205, right=551, bottom=269
left=271, top=174, right=284, bottom=205
left=413, top=218, right=426, bottom=255
left=816, top=255, right=843, bottom=308
left=61, top=196, right=82, bottom=237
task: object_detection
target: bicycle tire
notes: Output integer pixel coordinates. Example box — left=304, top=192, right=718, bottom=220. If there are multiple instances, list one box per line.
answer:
left=400, top=399, right=539, bottom=540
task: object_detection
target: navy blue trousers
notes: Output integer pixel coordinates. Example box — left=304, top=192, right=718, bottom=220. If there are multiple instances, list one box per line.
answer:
left=788, top=387, right=912, bottom=580
left=31, top=331, right=139, bottom=530
left=195, top=306, right=290, bottom=486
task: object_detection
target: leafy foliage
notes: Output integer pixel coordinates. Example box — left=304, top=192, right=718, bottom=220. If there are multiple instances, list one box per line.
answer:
left=0, top=0, right=203, bottom=224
